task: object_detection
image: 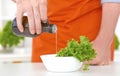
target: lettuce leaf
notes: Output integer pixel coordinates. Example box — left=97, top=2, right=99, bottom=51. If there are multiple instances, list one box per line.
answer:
left=56, top=36, right=97, bottom=70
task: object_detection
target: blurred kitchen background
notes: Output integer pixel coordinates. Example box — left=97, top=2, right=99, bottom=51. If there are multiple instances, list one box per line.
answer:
left=0, top=0, right=32, bottom=63
left=0, top=0, right=120, bottom=63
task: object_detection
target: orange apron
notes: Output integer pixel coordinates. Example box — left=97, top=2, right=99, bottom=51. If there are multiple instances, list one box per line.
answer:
left=32, top=0, right=114, bottom=62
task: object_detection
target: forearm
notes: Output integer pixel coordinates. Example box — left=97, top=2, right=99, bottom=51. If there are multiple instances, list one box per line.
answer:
left=95, top=3, right=120, bottom=47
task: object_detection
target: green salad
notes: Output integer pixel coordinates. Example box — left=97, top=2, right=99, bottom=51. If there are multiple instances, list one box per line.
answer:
left=56, top=36, right=97, bottom=70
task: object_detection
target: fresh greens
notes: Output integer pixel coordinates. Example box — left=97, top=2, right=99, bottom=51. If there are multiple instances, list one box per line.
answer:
left=83, top=64, right=89, bottom=70
left=56, top=36, right=97, bottom=70
left=0, top=21, right=24, bottom=48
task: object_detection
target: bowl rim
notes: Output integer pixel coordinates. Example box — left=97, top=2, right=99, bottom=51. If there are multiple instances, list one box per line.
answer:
left=40, top=54, right=75, bottom=58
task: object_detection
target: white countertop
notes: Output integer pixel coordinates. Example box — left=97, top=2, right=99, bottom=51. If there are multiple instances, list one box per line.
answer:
left=0, top=61, right=120, bottom=76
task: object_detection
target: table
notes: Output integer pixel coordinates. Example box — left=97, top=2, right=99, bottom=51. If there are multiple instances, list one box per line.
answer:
left=0, top=62, right=120, bottom=76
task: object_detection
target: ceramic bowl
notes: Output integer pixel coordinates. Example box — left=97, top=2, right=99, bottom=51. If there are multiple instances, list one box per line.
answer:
left=40, top=54, right=83, bottom=72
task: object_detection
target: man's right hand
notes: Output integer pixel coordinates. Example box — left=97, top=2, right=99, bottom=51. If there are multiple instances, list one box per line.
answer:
left=16, top=0, right=47, bottom=34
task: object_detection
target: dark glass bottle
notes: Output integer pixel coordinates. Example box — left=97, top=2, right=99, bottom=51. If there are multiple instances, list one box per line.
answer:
left=12, top=16, right=57, bottom=37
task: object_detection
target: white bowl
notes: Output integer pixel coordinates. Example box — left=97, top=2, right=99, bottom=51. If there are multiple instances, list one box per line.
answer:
left=40, top=54, right=83, bottom=72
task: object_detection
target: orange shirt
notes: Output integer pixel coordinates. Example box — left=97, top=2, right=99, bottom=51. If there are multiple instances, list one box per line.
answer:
left=32, top=0, right=114, bottom=62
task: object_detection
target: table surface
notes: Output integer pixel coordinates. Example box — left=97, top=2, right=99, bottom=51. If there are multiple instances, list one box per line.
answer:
left=0, top=61, right=120, bottom=76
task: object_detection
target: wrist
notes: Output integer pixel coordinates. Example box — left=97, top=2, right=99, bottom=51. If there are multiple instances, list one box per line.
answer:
left=93, top=33, right=113, bottom=48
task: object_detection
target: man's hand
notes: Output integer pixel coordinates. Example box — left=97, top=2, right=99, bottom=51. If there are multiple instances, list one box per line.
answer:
left=16, top=0, right=47, bottom=34
left=89, top=41, right=111, bottom=65
left=89, top=3, right=120, bottom=65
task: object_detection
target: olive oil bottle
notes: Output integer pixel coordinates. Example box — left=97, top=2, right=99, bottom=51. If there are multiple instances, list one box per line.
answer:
left=12, top=16, right=57, bottom=37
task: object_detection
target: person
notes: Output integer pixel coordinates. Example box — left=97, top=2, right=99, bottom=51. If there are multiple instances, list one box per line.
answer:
left=12, top=0, right=120, bottom=65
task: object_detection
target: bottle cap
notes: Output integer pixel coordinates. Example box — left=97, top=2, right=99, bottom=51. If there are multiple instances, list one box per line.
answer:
left=52, top=24, right=57, bottom=33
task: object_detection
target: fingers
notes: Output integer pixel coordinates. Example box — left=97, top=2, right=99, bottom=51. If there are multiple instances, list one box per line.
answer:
left=39, top=0, right=47, bottom=22
left=85, top=61, right=109, bottom=66
left=89, top=41, right=111, bottom=66
left=16, top=0, right=47, bottom=34
left=88, top=57, right=110, bottom=66
left=27, top=5, right=36, bottom=34
left=16, top=4, right=24, bottom=32
left=89, top=61, right=109, bottom=66
left=16, top=0, right=35, bottom=34
left=31, top=0, right=41, bottom=34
